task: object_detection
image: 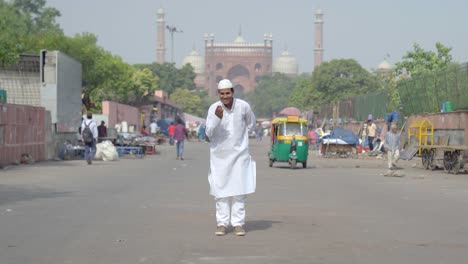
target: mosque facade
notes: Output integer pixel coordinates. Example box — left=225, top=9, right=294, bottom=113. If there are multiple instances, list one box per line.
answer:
left=182, top=32, right=300, bottom=97
left=157, top=8, right=321, bottom=97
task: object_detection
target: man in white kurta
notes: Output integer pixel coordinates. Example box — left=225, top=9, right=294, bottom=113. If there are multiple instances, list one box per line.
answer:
left=206, top=79, right=256, bottom=236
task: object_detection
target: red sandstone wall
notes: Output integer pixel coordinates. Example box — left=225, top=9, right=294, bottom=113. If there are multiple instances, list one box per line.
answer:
left=102, top=101, right=140, bottom=131
left=0, top=104, right=46, bottom=165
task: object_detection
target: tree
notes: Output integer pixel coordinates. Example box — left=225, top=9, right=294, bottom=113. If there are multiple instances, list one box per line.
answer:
left=311, top=59, right=379, bottom=104
left=246, top=73, right=297, bottom=118
left=170, top=89, right=201, bottom=115
left=0, top=1, right=28, bottom=64
left=137, top=62, right=196, bottom=95
left=12, top=0, right=62, bottom=34
left=0, top=0, right=62, bottom=64
left=395, top=42, right=452, bottom=78
left=288, top=73, right=324, bottom=110
left=127, top=68, right=159, bottom=106
left=193, top=89, right=217, bottom=117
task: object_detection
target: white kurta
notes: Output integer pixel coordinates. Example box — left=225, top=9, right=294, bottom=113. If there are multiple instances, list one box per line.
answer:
left=206, top=98, right=256, bottom=199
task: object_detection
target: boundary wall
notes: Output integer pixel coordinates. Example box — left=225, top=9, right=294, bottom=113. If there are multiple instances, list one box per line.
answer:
left=0, top=104, right=46, bottom=165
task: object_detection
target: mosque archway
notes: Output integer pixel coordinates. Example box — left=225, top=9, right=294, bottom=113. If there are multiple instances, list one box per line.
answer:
left=233, top=84, right=245, bottom=99
left=254, top=63, right=262, bottom=72
left=227, top=64, right=250, bottom=80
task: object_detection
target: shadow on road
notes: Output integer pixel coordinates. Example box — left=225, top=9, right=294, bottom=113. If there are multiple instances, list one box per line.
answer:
left=0, top=184, right=72, bottom=206
left=245, top=220, right=282, bottom=232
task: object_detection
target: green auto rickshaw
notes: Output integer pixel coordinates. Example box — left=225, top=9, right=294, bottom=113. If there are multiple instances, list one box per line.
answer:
left=268, top=116, right=309, bottom=169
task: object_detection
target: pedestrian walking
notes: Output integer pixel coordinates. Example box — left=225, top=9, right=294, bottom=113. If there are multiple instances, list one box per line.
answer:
left=256, top=124, right=263, bottom=142
left=206, top=79, right=256, bottom=236
left=198, top=123, right=206, bottom=142
left=384, top=123, right=401, bottom=170
left=174, top=117, right=188, bottom=160
left=367, top=119, right=377, bottom=151
left=168, top=122, right=175, bottom=145
left=81, top=113, right=98, bottom=165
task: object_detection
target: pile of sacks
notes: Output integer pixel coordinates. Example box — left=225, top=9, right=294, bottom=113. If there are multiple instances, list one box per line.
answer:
left=95, top=141, right=119, bottom=161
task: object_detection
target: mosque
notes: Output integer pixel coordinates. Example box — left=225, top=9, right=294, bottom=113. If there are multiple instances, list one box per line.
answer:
left=155, top=7, right=320, bottom=97
left=182, top=31, right=300, bottom=97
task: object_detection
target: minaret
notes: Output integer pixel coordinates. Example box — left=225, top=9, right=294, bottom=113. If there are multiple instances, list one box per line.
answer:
left=314, top=8, right=324, bottom=69
left=156, top=7, right=166, bottom=64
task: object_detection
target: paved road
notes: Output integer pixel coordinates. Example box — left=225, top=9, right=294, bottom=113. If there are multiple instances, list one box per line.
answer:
left=1, top=140, right=468, bottom=264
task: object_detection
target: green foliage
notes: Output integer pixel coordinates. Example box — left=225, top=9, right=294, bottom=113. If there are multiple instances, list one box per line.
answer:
left=15, top=1, right=62, bottom=36
left=138, top=63, right=196, bottom=95
left=246, top=73, right=297, bottom=118
left=170, top=89, right=201, bottom=115
left=0, top=0, right=193, bottom=112
left=288, top=73, right=324, bottom=110
left=0, top=0, right=62, bottom=64
left=193, top=89, right=217, bottom=117
left=128, top=68, right=159, bottom=105
left=377, top=71, right=401, bottom=112
left=312, top=59, right=380, bottom=103
left=0, top=1, right=28, bottom=64
left=395, top=42, right=452, bottom=78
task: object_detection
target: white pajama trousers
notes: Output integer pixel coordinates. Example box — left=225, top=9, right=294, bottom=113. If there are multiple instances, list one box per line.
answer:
left=215, top=195, right=246, bottom=227
left=388, top=149, right=400, bottom=169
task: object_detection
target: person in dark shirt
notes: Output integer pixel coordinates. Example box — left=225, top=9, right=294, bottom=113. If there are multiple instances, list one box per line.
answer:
left=98, top=121, right=107, bottom=142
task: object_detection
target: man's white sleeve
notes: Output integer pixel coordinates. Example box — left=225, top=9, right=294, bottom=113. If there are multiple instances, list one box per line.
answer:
left=205, top=109, right=221, bottom=139
left=245, top=104, right=256, bottom=133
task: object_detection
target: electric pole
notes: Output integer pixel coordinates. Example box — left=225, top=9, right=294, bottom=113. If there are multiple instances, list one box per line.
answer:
left=166, top=25, right=183, bottom=63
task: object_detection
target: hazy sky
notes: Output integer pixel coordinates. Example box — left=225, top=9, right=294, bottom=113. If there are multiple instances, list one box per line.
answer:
left=47, top=0, right=468, bottom=73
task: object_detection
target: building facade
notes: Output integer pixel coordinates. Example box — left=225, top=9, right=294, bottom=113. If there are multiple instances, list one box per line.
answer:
left=204, top=33, right=273, bottom=97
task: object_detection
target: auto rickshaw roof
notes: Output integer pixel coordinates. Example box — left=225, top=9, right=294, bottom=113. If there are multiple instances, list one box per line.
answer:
left=271, top=116, right=307, bottom=124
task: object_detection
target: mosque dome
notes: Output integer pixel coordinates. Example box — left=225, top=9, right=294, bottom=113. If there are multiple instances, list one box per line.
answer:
left=157, top=7, right=164, bottom=14
left=377, top=60, right=392, bottom=71
left=234, top=34, right=247, bottom=44
left=273, top=49, right=299, bottom=76
left=182, top=49, right=205, bottom=74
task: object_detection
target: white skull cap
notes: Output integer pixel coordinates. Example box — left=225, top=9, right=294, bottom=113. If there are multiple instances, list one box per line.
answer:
left=218, top=79, right=233, bottom=89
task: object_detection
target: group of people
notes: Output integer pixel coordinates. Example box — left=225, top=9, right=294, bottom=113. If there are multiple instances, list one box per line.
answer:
left=80, top=79, right=403, bottom=239
left=361, top=118, right=401, bottom=170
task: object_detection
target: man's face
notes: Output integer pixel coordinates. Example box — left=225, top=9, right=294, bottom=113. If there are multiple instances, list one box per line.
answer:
left=218, top=88, right=233, bottom=105
left=391, top=126, right=397, bottom=133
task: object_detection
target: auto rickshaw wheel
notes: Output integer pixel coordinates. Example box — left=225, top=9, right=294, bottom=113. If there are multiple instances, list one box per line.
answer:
left=302, top=161, right=307, bottom=168
left=290, top=159, right=296, bottom=169
left=269, top=159, right=273, bottom=167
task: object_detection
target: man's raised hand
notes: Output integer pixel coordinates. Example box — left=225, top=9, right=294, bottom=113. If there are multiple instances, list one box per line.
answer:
left=215, top=105, right=223, bottom=119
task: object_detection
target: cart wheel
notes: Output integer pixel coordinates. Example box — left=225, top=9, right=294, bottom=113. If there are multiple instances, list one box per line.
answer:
left=302, top=161, right=307, bottom=168
left=443, top=151, right=459, bottom=174
left=290, top=159, right=296, bottom=169
left=443, top=151, right=451, bottom=173
left=452, top=151, right=461, bottom=175
left=269, top=159, right=273, bottom=167
left=421, top=149, right=429, bottom=169
left=429, top=149, right=437, bottom=171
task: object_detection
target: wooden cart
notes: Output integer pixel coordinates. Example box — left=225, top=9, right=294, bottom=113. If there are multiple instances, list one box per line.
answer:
left=419, top=145, right=468, bottom=174
left=321, top=143, right=353, bottom=158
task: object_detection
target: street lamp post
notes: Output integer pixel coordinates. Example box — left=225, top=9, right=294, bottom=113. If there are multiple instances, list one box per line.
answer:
left=166, top=25, right=183, bottom=63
